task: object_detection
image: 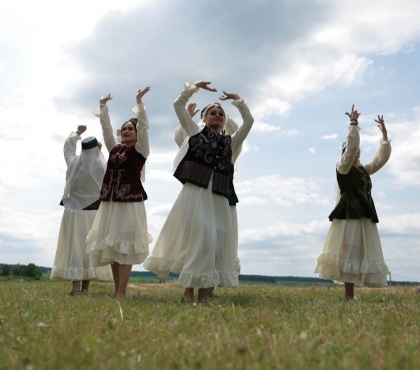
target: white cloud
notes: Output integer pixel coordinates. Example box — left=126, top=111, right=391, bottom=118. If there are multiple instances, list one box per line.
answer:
left=321, top=134, right=338, bottom=140
left=251, top=120, right=298, bottom=136
left=236, top=175, right=329, bottom=206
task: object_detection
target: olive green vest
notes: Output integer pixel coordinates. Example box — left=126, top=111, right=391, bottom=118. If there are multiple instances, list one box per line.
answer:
left=329, top=166, right=379, bottom=223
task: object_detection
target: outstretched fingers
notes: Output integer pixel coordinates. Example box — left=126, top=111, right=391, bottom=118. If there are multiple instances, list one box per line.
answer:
left=194, top=81, right=217, bottom=92
left=100, top=94, right=113, bottom=105
left=220, top=91, right=239, bottom=101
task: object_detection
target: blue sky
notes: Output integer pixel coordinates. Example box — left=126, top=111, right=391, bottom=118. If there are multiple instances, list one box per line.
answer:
left=1, top=0, right=420, bottom=282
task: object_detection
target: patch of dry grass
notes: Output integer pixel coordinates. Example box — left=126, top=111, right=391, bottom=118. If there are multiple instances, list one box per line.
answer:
left=0, top=281, right=419, bottom=369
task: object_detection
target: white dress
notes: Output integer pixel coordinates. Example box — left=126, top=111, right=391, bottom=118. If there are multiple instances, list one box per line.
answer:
left=314, top=124, right=391, bottom=287
left=174, top=117, right=242, bottom=274
left=86, top=104, right=153, bottom=267
left=143, top=83, right=253, bottom=288
left=51, top=133, right=113, bottom=282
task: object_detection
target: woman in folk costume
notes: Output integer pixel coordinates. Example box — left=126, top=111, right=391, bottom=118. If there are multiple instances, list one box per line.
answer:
left=87, top=88, right=153, bottom=299
left=144, top=81, right=253, bottom=303
left=51, top=125, right=113, bottom=295
left=174, top=103, right=243, bottom=289
left=315, top=105, right=391, bottom=299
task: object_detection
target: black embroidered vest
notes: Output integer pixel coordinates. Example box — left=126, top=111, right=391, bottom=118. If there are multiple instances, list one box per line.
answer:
left=100, top=144, right=147, bottom=202
left=174, top=125, right=232, bottom=198
left=329, top=166, right=378, bottom=223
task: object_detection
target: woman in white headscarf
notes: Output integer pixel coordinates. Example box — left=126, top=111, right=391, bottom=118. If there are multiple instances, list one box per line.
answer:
left=144, top=81, right=253, bottom=303
left=174, top=103, right=243, bottom=298
left=51, top=125, right=113, bottom=294
left=315, top=105, right=391, bottom=299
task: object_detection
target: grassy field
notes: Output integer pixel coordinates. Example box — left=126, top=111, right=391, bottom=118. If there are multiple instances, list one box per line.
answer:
left=0, top=281, right=419, bottom=370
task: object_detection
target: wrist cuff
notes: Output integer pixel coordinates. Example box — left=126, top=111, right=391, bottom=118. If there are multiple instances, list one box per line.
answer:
left=350, top=120, right=358, bottom=126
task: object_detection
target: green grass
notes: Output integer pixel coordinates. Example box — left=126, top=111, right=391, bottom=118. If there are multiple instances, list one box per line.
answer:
left=0, top=281, right=419, bottom=370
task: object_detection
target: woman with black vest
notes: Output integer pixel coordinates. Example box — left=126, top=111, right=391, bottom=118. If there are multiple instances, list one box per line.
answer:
left=144, top=81, right=253, bottom=303
left=315, top=105, right=391, bottom=299
left=87, top=88, right=152, bottom=299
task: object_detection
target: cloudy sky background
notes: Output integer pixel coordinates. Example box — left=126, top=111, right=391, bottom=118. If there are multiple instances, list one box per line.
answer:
left=1, top=0, right=420, bottom=282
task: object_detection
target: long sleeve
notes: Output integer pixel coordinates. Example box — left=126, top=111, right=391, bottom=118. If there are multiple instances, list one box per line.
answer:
left=93, top=105, right=116, bottom=153
left=132, top=103, right=150, bottom=158
left=174, top=125, right=188, bottom=148
left=225, top=116, right=239, bottom=135
left=63, top=132, right=80, bottom=167
left=337, top=125, right=361, bottom=175
left=362, top=139, right=391, bottom=175
left=231, top=98, right=254, bottom=151
left=174, top=82, right=200, bottom=137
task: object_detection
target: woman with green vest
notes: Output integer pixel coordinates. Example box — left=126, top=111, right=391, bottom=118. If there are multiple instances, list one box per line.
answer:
left=315, top=105, right=391, bottom=299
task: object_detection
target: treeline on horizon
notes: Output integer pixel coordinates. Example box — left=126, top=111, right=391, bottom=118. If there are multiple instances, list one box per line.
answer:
left=1, top=263, right=418, bottom=286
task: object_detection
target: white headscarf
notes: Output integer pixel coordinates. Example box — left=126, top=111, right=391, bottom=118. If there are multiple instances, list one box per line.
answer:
left=62, top=138, right=107, bottom=210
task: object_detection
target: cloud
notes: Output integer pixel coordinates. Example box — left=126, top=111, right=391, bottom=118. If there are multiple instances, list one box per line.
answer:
left=321, top=134, right=338, bottom=140
left=236, top=175, right=330, bottom=206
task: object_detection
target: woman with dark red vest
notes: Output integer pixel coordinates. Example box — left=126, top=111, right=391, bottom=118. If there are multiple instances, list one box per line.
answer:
left=144, top=81, right=254, bottom=303
left=87, top=88, right=152, bottom=299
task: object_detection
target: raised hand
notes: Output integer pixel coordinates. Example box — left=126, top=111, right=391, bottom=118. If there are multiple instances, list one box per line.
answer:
left=375, top=115, right=388, bottom=141
left=77, top=125, right=87, bottom=134
left=100, top=94, right=113, bottom=105
left=194, top=81, right=217, bottom=92
left=345, top=104, right=361, bottom=121
left=136, top=87, right=151, bottom=104
left=188, top=103, right=199, bottom=118
left=219, top=91, right=240, bottom=101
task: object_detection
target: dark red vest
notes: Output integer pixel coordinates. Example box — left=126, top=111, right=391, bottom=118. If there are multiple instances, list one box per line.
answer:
left=174, top=125, right=232, bottom=198
left=100, top=144, right=147, bottom=202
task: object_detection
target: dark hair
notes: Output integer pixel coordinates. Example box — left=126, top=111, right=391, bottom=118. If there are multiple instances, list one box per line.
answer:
left=201, top=103, right=224, bottom=119
left=121, top=118, right=138, bottom=133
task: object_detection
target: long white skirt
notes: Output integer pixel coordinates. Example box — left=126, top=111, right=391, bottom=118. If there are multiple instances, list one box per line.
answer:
left=143, top=180, right=239, bottom=288
left=314, top=218, right=389, bottom=287
left=86, top=200, right=152, bottom=266
left=51, top=208, right=113, bottom=281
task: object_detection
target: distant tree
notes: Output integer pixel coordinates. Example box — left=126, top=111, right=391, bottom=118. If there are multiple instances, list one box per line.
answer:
left=24, top=263, right=38, bottom=278
left=13, top=264, right=23, bottom=276
left=1, top=264, right=10, bottom=276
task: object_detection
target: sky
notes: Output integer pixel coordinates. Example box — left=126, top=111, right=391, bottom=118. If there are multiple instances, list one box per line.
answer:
left=1, top=0, right=420, bottom=283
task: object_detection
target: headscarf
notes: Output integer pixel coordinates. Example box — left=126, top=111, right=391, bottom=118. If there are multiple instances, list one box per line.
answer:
left=62, top=137, right=107, bottom=210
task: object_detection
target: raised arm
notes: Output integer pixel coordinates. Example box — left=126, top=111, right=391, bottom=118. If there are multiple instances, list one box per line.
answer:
left=219, top=91, right=254, bottom=150
left=174, top=125, right=188, bottom=147
left=225, top=116, right=239, bottom=135
left=337, top=104, right=361, bottom=175
left=63, top=125, right=86, bottom=166
left=174, top=103, right=199, bottom=147
left=174, top=81, right=216, bottom=136
left=93, top=94, right=116, bottom=153
left=132, top=87, right=150, bottom=158
left=362, top=115, right=391, bottom=175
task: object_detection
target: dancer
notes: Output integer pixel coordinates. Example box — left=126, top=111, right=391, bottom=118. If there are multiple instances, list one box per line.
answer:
left=315, top=105, right=391, bottom=299
left=51, top=126, right=112, bottom=294
left=144, top=81, right=253, bottom=303
left=87, top=88, right=152, bottom=299
left=174, top=103, right=243, bottom=298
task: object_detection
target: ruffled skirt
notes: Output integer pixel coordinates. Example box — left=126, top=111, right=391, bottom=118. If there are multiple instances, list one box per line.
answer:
left=143, top=180, right=239, bottom=288
left=315, top=218, right=389, bottom=287
left=86, top=200, right=152, bottom=266
left=51, top=208, right=113, bottom=281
